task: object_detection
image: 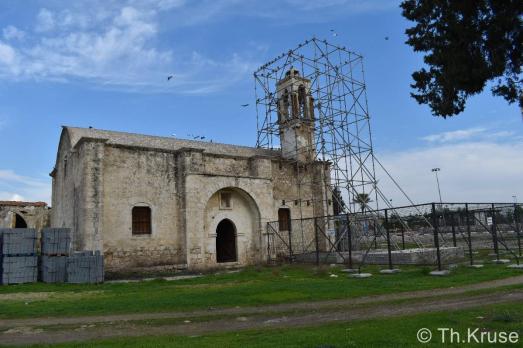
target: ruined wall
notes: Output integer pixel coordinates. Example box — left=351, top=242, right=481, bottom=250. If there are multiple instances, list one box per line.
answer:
left=101, top=145, right=184, bottom=272
left=0, top=203, right=50, bottom=230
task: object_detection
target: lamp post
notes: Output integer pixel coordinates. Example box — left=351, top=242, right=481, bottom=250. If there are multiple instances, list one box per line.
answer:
left=513, top=195, right=518, bottom=204
left=431, top=168, right=443, bottom=204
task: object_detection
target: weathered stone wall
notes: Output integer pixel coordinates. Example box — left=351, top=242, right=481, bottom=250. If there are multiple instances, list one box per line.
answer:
left=183, top=150, right=274, bottom=270
left=0, top=203, right=50, bottom=230
left=51, top=127, right=334, bottom=274
left=51, top=130, right=87, bottom=250
left=101, top=145, right=184, bottom=271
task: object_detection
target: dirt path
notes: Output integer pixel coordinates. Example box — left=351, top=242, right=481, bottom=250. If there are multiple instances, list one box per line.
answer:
left=2, top=274, right=522, bottom=329
left=0, top=275, right=522, bottom=346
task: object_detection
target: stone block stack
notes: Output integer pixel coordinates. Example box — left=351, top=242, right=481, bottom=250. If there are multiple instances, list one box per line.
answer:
left=0, top=227, right=104, bottom=286
left=0, top=229, right=38, bottom=284
left=66, top=250, right=104, bottom=284
left=40, top=228, right=71, bottom=283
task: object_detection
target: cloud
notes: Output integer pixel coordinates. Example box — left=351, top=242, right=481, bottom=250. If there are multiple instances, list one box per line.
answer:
left=0, top=170, right=51, bottom=203
left=421, top=127, right=487, bottom=143
left=375, top=140, right=523, bottom=206
left=2, top=25, right=25, bottom=41
left=0, top=2, right=261, bottom=94
left=35, top=8, right=56, bottom=32
left=0, top=41, right=16, bottom=65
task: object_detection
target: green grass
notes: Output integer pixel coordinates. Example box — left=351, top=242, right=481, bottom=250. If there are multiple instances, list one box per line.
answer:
left=19, top=301, right=523, bottom=347
left=0, top=263, right=521, bottom=319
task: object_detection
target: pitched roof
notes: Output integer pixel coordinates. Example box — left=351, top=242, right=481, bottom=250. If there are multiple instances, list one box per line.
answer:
left=64, top=127, right=280, bottom=158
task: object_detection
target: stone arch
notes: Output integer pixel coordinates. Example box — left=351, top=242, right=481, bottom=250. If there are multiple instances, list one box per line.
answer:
left=14, top=213, right=27, bottom=228
left=204, top=187, right=262, bottom=265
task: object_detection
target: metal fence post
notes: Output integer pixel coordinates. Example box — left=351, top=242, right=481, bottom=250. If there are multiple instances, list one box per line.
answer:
left=431, top=203, right=442, bottom=271
left=266, top=223, right=271, bottom=263
left=385, top=209, right=393, bottom=270
left=346, top=213, right=353, bottom=269
left=491, top=203, right=499, bottom=261
left=515, top=203, right=522, bottom=257
left=314, top=217, right=320, bottom=266
left=288, top=218, right=293, bottom=264
left=451, top=218, right=457, bottom=247
left=401, top=225, right=405, bottom=250
left=465, top=203, right=474, bottom=266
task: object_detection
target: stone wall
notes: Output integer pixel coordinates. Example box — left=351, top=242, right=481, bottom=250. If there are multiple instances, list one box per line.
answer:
left=101, top=145, right=184, bottom=272
left=51, top=127, right=334, bottom=273
left=0, top=202, right=50, bottom=230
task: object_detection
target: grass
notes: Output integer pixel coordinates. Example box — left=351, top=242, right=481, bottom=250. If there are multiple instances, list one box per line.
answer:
left=17, top=300, right=523, bottom=347
left=0, top=262, right=521, bottom=320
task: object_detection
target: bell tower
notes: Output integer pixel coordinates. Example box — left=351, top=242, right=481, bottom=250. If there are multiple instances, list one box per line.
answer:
left=276, top=68, right=315, bottom=162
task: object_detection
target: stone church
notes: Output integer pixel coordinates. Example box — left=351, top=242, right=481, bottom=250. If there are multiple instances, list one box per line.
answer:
left=51, top=69, right=332, bottom=272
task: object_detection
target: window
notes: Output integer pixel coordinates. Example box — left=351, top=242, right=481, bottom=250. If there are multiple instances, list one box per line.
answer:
left=132, top=206, right=151, bottom=235
left=220, top=192, right=232, bottom=209
left=278, top=208, right=291, bottom=232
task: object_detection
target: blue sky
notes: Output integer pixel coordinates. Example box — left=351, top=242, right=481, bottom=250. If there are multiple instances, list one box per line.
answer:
left=0, top=0, right=521, bottom=205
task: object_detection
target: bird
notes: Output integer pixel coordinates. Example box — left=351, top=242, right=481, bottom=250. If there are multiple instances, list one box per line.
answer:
left=330, top=29, right=338, bottom=37
left=167, top=75, right=174, bottom=81
left=241, top=104, right=249, bottom=107
left=200, top=136, right=206, bottom=140
left=384, top=36, right=389, bottom=40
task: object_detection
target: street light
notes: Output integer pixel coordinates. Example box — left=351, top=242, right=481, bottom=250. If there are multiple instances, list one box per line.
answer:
left=513, top=195, right=518, bottom=204
left=431, top=168, right=443, bottom=204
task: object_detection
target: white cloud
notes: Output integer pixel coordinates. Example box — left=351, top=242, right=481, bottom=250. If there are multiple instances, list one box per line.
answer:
left=0, top=41, right=16, bottom=65
left=3, top=25, right=25, bottom=41
left=421, top=127, right=487, bottom=143
left=0, top=2, right=260, bottom=94
left=0, top=0, right=394, bottom=93
left=0, top=170, right=51, bottom=203
left=35, top=8, right=55, bottom=32
left=376, top=141, right=523, bottom=206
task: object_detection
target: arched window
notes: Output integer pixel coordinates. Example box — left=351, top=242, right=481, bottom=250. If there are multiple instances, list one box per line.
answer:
left=278, top=208, right=291, bottom=232
left=132, top=206, right=151, bottom=235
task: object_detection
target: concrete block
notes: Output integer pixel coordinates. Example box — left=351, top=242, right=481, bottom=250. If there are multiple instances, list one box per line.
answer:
left=349, top=273, right=372, bottom=278
left=66, top=251, right=104, bottom=284
left=340, top=268, right=358, bottom=273
left=429, top=270, right=450, bottom=276
left=40, top=256, right=67, bottom=283
left=41, top=228, right=71, bottom=255
left=0, top=229, right=37, bottom=256
left=492, top=259, right=511, bottom=264
left=1, top=256, right=38, bottom=284
left=468, top=264, right=484, bottom=269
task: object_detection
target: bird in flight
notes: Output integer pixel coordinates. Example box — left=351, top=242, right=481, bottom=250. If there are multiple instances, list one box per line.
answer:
left=241, top=104, right=249, bottom=107
left=330, top=29, right=338, bottom=37
left=384, top=36, right=389, bottom=40
left=167, top=75, right=174, bottom=81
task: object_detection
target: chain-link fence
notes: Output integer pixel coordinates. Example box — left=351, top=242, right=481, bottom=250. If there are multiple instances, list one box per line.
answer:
left=265, top=202, right=523, bottom=271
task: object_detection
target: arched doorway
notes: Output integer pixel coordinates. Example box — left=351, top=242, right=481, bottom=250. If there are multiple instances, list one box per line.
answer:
left=216, top=219, right=237, bottom=263
left=15, top=213, right=27, bottom=228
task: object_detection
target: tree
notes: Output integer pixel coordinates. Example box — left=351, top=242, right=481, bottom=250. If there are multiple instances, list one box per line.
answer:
left=353, top=193, right=372, bottom=213
left=400, top=1, right=523, bottom=117
left=332, top=187, right=346, bottom=215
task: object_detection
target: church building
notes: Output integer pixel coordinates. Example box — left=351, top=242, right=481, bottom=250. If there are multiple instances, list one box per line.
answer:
left=50, top=69, right=332, bottom=272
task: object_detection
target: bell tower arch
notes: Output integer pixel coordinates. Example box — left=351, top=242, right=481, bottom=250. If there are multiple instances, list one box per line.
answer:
left=276, top=68, right=315, bottom=162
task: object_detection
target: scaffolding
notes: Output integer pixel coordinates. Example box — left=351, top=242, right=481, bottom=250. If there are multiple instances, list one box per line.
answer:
left=255, top=38, right=522, bottom=271
left=255, top=37, right=379, bottom=216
